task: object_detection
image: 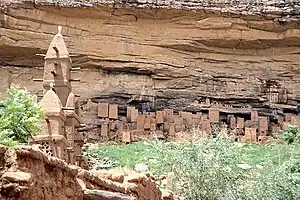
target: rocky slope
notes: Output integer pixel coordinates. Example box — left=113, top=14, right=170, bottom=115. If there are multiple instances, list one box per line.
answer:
left=0, top=145, right=168, bottom=200
left=1, top=0, right=300, bottom=131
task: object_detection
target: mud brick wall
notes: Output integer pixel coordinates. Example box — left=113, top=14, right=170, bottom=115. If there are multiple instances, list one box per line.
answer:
left=78, top=101, right=300, bottom=144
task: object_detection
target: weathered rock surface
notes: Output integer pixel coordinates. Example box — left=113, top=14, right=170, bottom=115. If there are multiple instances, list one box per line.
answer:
left=1, top=0, right=300, bottom=137
left=0, top=145, right=165, bottom=200
left=83, top=189, right=136, bottom=200
left=0, top=146, right=83, bottom=200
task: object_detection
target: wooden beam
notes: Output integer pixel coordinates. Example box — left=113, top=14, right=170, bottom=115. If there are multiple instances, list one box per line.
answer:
left=35, top=54, right=46, bottom=57
left=70, top=79, right=80, bottom=82
left=33, top=78, right=43, bottom=82
left=62, top=107, right=75, bottom=111
left=71, top=67, right=81, bottom=71
left=69, top=54, right=81, bottom=57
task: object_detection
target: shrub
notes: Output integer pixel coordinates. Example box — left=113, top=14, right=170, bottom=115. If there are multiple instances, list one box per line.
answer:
left=154, top=137, right=300, bottom=200
left=0, top=130, right=19, bottom=148
left=155, top=139, right=247, bottom=200
left=85, top=131, right=300, bottom=200
left=282, top=125, right=300, bottom=144
left=241, top=154, right=300, bottom=200
left=0, top=85, right=44, bottom=144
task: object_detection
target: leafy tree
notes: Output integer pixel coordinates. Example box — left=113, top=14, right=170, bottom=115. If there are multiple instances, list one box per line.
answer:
left=0, top=85, right=44, bottom=144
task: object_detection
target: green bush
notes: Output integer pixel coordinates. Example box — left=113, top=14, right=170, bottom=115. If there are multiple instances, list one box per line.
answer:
left=155, top=138, right=300, bottom=200
left=85, top=131, right=300, bottom=199
left=0, top=130, right=19, bottom=148
left=0, top=85, right=44, bottom=144
left=154, top=139, right=247, bottom=199
left=241, top=159, right=300, bottom=200
left=282, top=125, right=300, bottom=144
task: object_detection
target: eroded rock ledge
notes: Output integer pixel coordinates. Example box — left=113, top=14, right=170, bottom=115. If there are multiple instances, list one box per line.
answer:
left=2, top=0, right=300, bottom=18
left=0, top=145, right=171, bottom=200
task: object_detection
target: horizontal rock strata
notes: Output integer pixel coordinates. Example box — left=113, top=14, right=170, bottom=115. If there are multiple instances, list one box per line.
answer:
left=1, top=0, right=300, bottom=139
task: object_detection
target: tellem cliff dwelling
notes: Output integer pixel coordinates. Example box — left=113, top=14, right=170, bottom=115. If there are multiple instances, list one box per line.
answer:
left=2, top=0, right=300, bottom=199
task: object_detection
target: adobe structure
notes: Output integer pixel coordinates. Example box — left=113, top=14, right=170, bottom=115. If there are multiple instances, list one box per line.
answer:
left=29, top=26, right=85, bottom=166
left=88, top=99, right=299, bottom=144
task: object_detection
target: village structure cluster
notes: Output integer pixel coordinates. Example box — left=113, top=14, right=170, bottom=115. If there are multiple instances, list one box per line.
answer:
left=95, top=101, right=297, bottom=144
left=31, top=27, right=300, bottom=165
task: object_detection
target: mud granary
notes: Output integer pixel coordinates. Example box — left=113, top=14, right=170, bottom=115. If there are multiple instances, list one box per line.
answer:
left=29, top=26, right=85, bottom=166
left=88, top=99, right=300, bottom=144
left=2, top=0, right=300, bottom=144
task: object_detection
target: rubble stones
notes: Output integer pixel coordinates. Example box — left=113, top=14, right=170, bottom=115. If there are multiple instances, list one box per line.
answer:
left=1, top=171, right=33, bottom=183
left=134, top=163, right=149, bottom=173
left=83, top=189, right=137, bottom=200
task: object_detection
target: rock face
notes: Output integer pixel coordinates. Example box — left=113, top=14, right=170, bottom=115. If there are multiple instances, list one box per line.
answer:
left=1, top=0, right=300, bottom=137
left=83, top=189, right=137, bottom=200
left=0, top=145, right=165, bottom=200
left=0, top=145, right=83, bottom=200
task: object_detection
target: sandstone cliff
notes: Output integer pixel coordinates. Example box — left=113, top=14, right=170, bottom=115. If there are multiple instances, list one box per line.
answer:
left=1, top=0, right=300, bottom=136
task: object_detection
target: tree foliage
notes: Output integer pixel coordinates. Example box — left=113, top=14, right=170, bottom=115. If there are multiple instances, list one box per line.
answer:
left=0, top=85, right=44, bottom=144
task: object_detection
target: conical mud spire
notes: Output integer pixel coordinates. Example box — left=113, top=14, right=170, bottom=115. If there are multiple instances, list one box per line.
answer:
left=45, top=26, right=70, bottom=60
left=40, top=83, right=62, bottom=113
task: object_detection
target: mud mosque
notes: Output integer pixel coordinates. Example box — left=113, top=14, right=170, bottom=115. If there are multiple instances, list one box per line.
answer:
left=29, top=26, right=85, bottom=165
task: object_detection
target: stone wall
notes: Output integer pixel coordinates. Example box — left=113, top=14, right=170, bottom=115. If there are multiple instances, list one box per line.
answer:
left=2, top=0, right=300, bottom=140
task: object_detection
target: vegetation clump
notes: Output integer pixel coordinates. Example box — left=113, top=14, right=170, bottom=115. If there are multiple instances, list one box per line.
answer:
left=282, top=125, right=300, bottom=144
left=0, top=85, right=44, bottom=147
left=86, top=134, right=300, bottom=200
left=160, top=138, right=300, bottom=200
